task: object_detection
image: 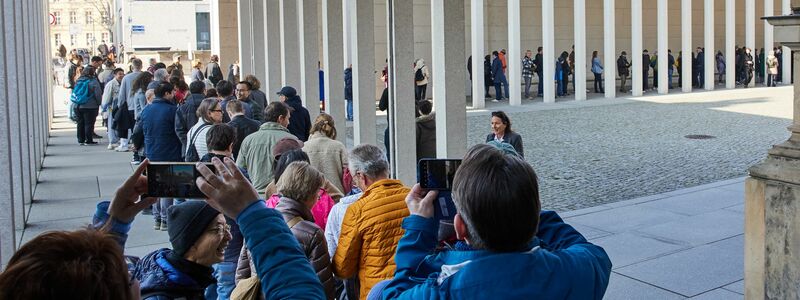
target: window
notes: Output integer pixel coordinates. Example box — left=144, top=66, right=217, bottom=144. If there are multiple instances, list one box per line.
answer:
left=101, top=32, right=109, bottom=43
left=69, top=11, right=77, bottom=24
left=53, top=11, right=61, bottom=25
left=70, top=34, right=77, bottom=46
left=54, top=33, right=61, bottom=46
left=100, top=11, right=108, bottom=25
left=86, top=33, right=93, bottom=46
left=85, top=10, right=93, bottom=25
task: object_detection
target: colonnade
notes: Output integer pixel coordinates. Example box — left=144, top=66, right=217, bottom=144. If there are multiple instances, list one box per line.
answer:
left=0, top=0, right=52, bottom=268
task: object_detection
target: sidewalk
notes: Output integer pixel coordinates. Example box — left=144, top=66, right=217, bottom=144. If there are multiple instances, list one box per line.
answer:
left=26, top=92, right=745, bottom=299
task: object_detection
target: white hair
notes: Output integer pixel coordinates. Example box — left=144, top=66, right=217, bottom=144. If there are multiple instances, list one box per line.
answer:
left=348, top=144, right=389, bottom=180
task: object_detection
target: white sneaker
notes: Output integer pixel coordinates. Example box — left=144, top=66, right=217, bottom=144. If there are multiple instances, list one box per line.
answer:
left=115, top=146, right=130, bottom=152
left=107, top=143, right=118, bottom=150
left=491, top=99, right=499, bottom=103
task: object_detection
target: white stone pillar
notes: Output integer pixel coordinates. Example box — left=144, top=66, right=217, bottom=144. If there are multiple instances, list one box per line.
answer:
left=322, top=0, right=346, bottom=142
left=279, top=0, right=301, bottom=87
left=470, top=0, right=485, bottom=108
left=783, top=0, right=792, bottom=85
left=632, top=0, right=643, bottom=96
left=432, top=0, right=467, bottom=158
left=764, top=0, right=774, bottom=86
left=251, top=0, right=266, bottom=81
left=298, top=0, right=319, bottom=111
left=387, top=0, right=416, bottom=184
left=604, top=0, right=616, bottom=99
left=0, top=0, right=18, bottom=268
left=746, top=0, right=755, bottom=87
left=351, top=0, right=375, bottom=145
left=704, top=0, right=715, bottom=90
left=508, top=0, right=521, bottom=105
left=263, top=0, right=282, bottom=95
left=574, top=0, right=586, bottom=101
left=17, top=0, right=32, bottom=214
left=657, top=0, right=668, bottom=94
left=237, top=0, right=254, bottom=76
left=682, top=0, right=693, bottom=92
left=342, top=0, right=353, bottom=68
left=542, top=0, right=555, bottom=103
left=726, top=0, right=736, bottom=89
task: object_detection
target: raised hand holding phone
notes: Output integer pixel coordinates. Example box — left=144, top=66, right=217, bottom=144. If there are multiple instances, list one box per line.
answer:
left=195, top=157, right=259, bottom=219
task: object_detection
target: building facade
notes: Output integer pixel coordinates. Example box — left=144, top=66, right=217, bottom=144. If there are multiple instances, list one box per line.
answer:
left=113, top=0, right=211, bottom=53
left=48, top=0, right=114, bottom=55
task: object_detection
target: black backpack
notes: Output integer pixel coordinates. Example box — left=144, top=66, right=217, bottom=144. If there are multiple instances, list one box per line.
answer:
left=415, top=68, right=424, bottom=82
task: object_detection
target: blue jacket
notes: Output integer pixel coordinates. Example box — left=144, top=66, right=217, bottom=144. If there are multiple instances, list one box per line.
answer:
left=382, top=211, right=612, bottom=299
left=134, top=249, right=210, bottom=300
left=491, top=57, right=505, bottom=83
left=139, top=98, right=183, bottom=161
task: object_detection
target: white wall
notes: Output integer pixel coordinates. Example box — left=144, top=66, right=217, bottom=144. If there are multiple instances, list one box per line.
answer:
left=121, top=0, right=209, bottom=51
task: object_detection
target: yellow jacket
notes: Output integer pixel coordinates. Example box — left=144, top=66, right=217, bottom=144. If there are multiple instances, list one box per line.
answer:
left=332, top=179, right=410, bottom=299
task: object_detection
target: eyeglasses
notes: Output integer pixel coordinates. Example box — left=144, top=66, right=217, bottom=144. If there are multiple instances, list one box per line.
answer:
left=207, top=224, right=231, bottom=236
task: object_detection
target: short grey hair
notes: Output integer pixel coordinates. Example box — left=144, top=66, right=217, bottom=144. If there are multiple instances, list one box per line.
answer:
left=131, top=58, right=143, bottom=70
left=349, top=144, right=389, bottom=180
left=153, top=69, right=169, bottom=83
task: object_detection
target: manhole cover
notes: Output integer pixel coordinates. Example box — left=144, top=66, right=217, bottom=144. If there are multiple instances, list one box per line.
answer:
left=684, top=134, right=716, bottom=140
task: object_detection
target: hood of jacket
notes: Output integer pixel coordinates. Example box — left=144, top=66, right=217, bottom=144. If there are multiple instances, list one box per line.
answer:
left=275, top=196, right=315, bottom=223
left=416, top=113, right=436, bottom=130
left=133, top=249, right=214, bottom=299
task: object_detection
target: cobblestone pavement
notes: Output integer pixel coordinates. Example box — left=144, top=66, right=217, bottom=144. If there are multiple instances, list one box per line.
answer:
left=348, top=87, right=793, bottom=211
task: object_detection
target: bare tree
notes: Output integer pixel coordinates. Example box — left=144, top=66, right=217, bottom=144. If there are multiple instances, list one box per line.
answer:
left=82, top=0, right=114, bottom=44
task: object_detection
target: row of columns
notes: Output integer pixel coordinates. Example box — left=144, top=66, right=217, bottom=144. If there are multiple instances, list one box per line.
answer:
left=0, top=0, right=51, bottom=268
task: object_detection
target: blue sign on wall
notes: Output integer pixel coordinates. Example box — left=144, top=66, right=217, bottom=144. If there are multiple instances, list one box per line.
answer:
left=131, top=25, right=145, bottom=33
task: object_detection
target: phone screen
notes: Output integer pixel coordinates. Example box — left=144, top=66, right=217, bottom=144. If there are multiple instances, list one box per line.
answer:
left=146, top=162, right=215, bottom=198
left=418, top=159, right=462, bottom=190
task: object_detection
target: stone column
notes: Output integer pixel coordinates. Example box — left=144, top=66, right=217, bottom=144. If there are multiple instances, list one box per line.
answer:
left=470, top=0, right=485, bottom=109
left=632, top=0, right=643, bottom=96
left=351, top=0, right=375, bottom=145
left=764, top=0, right=774, bottom=86
left=432, top=0, right=467, bottom=158
left=746, top=50, right=800, bottom=300
left=210, top=0, right=239, bottom=68
left=704, top=0, right=714, bottom=90
left=542, top=0, right=555, bottom=103
left=237, top=0, right=254, bottom=76
left=342, top=0, right=353, bottom=67
left=746, top=0, right=755, bottom=88
left=574, top=0, right=586, bottom=101
left=263, top=0, right=282, bottom=95
left=726, top=0, right=736, bottom=89
left=298, top=0, right=319, bottom=111
left=387, top=0, right=416, bottom=184
left=322, top=0, right=346, bottom=142
left=507, top=0, right=521, bottom=105
left=603, top=0, right=616, bottom=99
left=657, top=0, right=668, bottom=95
left=783, top=0, right=792, bottom=86
left=682, top=0, right=693, bottom=92
left=13, top=0, right=31, bottom=223
left=251, top=0, right=266, bottom=81
left=280, top=0, right=301, bottom=88
left=0, top=0, right=17, bottom=269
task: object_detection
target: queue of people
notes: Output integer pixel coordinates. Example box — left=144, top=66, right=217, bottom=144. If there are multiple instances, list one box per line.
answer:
left=9, top=49, right=613, bottom=299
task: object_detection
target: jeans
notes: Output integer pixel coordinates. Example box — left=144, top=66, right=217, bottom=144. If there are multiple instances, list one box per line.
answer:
left=523, top=76, right=532, bottom=98
left=76, top=107, right=99, bottom=143
left=668, top=69, right=674, bottom=88
left=643, top=72, right=649, bottom=90
left=346, top=99, right=353, bottom=120
left=619, top=74, right=628, bottom=92
left=557, top=79, right=565, bottom=96
left=106, top=111, right=119, bottom=144
left=384, top=127, right=390, bottom=163
left=415, top=84, right=427, bottom=101
left=494, top=81, right=503, bottom=100
left=366, top=280, right=392, bottom=300
left=768, top=74, right=776, bottom=87
left=593, top=73, right=604, bottom=92
left=153, top=198, right=174, bottom=222
left=537, top=72, right=544, bottom=96
left=205, top=262, right=236, bottom=300
left=501, top=76, right=510, bottom=98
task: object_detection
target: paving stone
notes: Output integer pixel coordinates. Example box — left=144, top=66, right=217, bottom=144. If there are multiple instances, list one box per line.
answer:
left=33, top=176, right=99, bottom=201
left=98, top=174, right=129, bottom=198
left=591, top=232, right=688, bottom=269
left=616, top=235, right=744, bottom=297
left=723, top=280, right=744, bottom=295
left=689, top=288, right=743, bottom=299
left=27, top=197, right=99, bottom=223
left=603, top=272, right=684, bottom=300
left=635, top=210, right=743, bottom=247
left=640, top=188, right=743, bottom=216
left=124, top=215, right=171, bottom=248
left=570, top=223, right=612, bottom=240
left=567, top=205, right=687, bottom=233
left=20, top=217, right=93, bottom=245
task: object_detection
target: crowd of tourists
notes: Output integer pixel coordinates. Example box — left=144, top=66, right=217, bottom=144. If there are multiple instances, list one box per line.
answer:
left=1, top=49, right=613, bottom=299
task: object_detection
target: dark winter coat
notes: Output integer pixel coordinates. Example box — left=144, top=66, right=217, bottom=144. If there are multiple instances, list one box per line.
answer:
left=415, top=113, right=436, bottom=161
left=174, top=93, right=205, bottom=155
left=492, top=57, right=506, bottom=83
left=248, top=89, right=268, bottom=122
left=228, top=115, right=261, bottom=160
left=485, top=130, right=524, bottom=158
left=285, top=96, right=312, bottom=142
left=139, top=98, right=182, bottom=162
left=344, top=68, right=353, bottom=101
left=133, top=249, right=214, bottom=300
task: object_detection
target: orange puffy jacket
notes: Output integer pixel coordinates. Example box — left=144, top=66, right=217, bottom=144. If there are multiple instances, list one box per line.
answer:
left=332, top=179, right=410, bottom=299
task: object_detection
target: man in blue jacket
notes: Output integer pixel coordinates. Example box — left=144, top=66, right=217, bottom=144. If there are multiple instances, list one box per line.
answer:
left=277, top=86, right=312, bottom=141
left=377, top=144, right=612, bottom=299
left=491, top=51, right=505, bottom=103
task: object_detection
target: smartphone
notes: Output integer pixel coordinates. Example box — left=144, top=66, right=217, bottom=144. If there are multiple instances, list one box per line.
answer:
left=146, top=162, right=215, bottom=198
left=418, top=159, right=462, bottom=190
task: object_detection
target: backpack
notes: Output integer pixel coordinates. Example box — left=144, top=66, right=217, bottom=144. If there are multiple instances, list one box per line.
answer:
left=70, top=78, right=92, bottom=105
left=415, top=68, right=424, bottom=82
left=185, top=124, right=210, bottom=162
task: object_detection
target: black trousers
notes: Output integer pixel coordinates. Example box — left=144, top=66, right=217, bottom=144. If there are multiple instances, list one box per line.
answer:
left=593, top=73, right=604, bottom=92
left=415, top=84, right=427, bottom=101
left=76, top=107, right=99, bottom=143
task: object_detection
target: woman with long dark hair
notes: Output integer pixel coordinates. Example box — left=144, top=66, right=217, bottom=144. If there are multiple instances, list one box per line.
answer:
left=485, top=111, right=524, bottom=157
